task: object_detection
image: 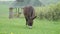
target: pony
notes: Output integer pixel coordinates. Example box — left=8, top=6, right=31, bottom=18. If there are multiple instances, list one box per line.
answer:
left=23, top=6, right=37, bottom=28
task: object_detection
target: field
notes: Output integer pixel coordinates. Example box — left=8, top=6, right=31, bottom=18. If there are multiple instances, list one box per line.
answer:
left=0, top=4, right=60, bottom=34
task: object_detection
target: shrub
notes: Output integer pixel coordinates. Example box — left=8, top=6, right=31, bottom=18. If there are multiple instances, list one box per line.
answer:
left=39, top=2, right=60, bottom=21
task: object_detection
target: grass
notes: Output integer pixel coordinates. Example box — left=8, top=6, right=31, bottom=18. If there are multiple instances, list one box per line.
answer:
left=0, top=4, right=60, bottom=34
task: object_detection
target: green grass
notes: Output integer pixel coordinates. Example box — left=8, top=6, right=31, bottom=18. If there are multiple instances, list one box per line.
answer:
left=0, top=4, right=60, bottom=34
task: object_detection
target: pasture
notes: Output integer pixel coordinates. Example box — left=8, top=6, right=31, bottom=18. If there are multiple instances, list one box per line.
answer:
left=0, top=4, right=60, bottom=34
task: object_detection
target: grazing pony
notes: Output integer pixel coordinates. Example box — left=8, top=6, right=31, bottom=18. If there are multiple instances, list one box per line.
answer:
left=23, top=6, right=37, bottom=28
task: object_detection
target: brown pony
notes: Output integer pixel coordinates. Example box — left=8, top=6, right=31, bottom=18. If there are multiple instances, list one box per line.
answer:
left=23, top=6, right=37, bottom=28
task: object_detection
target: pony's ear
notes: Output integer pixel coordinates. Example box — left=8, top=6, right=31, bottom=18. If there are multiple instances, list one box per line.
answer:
left=32, top=16, right=37, bottom=20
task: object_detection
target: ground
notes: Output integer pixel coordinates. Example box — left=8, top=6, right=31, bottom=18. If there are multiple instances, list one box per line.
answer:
left=0, top=4, right=60, bottom=34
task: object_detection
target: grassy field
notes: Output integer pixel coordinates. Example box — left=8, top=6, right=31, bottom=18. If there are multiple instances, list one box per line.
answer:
left=0, top=4, right=60, bottom=34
